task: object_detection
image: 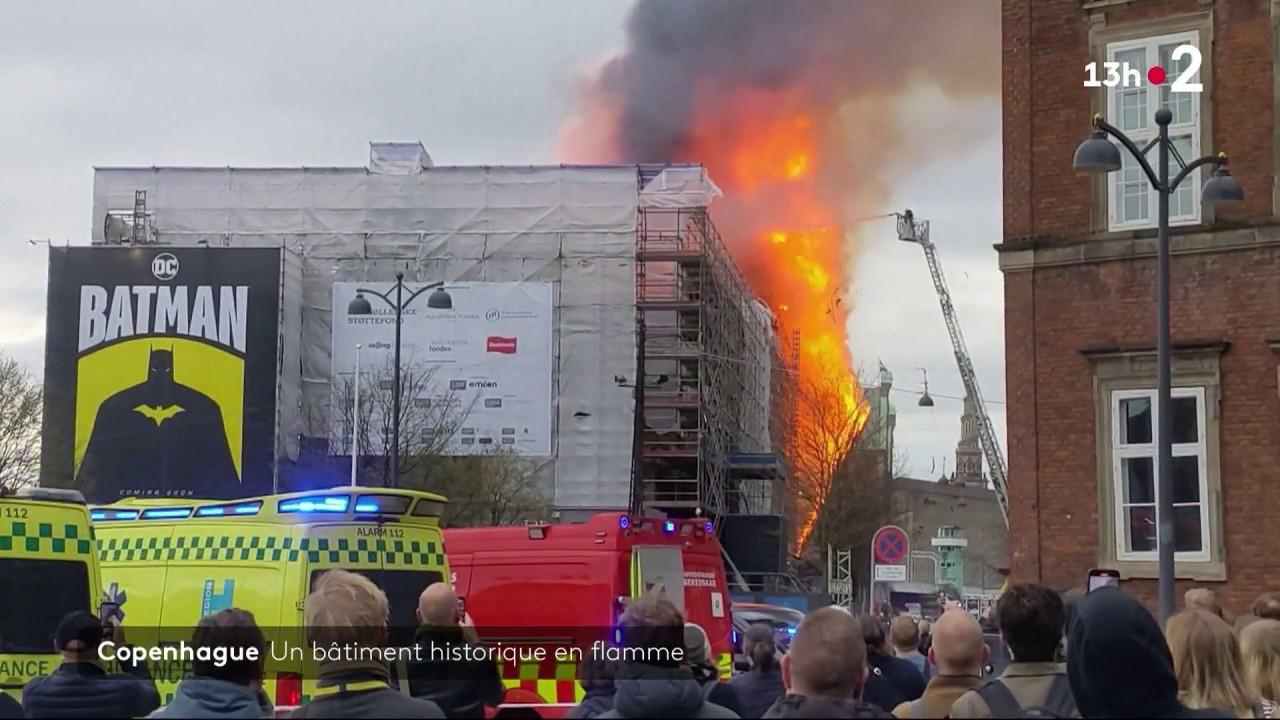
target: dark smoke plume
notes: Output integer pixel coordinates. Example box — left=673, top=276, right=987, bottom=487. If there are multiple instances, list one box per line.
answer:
left=575, top=0, right=1000, bottom=167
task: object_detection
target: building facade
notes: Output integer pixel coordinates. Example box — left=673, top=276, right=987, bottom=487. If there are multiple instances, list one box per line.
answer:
left=1000, top=0, right=1280, bottom=612
left=949, top=393, right=988, bottom=488
left=890, top=477, right=1008, bottom=594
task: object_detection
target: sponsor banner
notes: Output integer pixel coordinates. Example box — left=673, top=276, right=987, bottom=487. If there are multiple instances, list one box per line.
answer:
left=40, top=247, right=282, bottom=502
left=331, top=282, right=552, bottom=456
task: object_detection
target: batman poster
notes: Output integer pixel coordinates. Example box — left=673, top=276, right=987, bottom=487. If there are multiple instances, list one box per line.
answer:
left=41, top=247, right=281, bottom=502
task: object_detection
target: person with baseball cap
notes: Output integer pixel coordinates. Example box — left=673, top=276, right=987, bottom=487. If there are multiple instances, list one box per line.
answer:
left=23, top=610, right=160, bottom=719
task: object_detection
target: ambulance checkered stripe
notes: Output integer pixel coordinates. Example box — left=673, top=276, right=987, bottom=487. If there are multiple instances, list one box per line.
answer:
left=0, top=520, right=94, bottom=555
left=499, top=658, right=585, bottom=704
left=96, top=534, right=444, bottom=566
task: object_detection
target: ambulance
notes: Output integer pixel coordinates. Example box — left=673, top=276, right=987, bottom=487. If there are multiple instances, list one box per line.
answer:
left=91, top=487, right=450, bottom=712
left=0, top=487, right=103, bottom=703
left=445, top=513, right=735, bottom=718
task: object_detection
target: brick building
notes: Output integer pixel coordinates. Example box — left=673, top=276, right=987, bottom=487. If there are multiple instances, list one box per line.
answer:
left=1000, top=0, right=1280, bottom=614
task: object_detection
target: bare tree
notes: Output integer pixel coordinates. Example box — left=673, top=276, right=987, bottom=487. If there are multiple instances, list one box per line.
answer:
left=0, top=354, right=41, bottom=495
left=331, top=357, right=474, bottom=487
left=790, top=360, right=871, bottom=557
left=432, top=449, right=550, bottom=527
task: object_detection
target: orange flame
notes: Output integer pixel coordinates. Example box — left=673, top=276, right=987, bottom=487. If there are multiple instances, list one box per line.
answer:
left=560, top=86, right=871, bottom=555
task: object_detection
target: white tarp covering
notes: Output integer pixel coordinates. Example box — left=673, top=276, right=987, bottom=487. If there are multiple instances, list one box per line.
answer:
left=639, top=166, right=722, bottom=209
left=91, top=160, right=712, bottom=511
left=330, top=281, right=553, bottom=456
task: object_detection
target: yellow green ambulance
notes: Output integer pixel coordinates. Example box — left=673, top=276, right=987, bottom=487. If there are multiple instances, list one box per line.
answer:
left=91, top=487, right=450, bottom=712
left=0, top=488, right=103, bottom=703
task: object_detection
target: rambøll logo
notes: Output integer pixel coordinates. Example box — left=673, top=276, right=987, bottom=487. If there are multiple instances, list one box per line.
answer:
left=151, top=253, right=179, bottom=281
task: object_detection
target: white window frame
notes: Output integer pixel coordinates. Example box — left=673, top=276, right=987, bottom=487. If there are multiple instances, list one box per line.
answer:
left=1110, top=387, right=1210, bottom=563
left=1105, top=31, right=1203, bottom=232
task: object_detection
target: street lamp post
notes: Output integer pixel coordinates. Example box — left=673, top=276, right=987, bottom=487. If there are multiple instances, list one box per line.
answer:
left=1073, top=110, right=1243, bottom=624
left=346, top=272, right=454, bottom=487
left=351, top=343, right=361, bottom=486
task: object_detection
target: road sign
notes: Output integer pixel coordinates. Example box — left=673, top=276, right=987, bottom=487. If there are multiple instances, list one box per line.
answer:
left=873, top=525, right=909, bottom=565
left=874, top=564, right=908, bottom=582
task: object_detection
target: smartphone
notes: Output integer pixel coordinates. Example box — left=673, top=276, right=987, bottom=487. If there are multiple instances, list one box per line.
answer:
left=1087, top=568, right=1121, bottom=592
left=99, top=601, right=122, bottom=624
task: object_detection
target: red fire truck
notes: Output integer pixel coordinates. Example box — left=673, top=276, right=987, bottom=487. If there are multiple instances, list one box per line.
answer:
left=445, top=513, right=735, bottom=718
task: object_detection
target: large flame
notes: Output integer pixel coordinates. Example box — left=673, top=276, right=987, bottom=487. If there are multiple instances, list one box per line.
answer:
left=562, top=88, right=870, bottom=554
left=558, top=0, right=1000, bottom=559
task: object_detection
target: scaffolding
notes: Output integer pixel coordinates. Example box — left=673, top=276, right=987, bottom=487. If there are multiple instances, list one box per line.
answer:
left=635, top=200, right=788, bottom=520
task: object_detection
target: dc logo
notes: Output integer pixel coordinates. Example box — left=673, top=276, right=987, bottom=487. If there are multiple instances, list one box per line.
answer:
left=485, top=309, right=501, bottom=322
left=152, top=253, right=179, bottom=280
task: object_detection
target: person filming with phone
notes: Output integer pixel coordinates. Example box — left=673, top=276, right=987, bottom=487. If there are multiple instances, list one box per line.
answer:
left=403, top=581, right=504, bottom=718
left=22, top=609, right=160, bottom=719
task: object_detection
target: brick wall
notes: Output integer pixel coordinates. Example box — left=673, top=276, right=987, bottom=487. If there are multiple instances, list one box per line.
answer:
left=1000, top=0, right=1280, bottom=616
left=1003, top=0, right=1276, bottom=241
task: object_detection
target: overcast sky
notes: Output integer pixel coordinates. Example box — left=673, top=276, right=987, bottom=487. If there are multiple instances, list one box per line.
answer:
left=0, top=0, right=1003, bottom=482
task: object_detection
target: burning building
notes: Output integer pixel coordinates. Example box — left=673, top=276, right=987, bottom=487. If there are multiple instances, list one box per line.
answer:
left=82, top=145, right=787, bottom=523
left=560, top=0, right=1001, bottom=551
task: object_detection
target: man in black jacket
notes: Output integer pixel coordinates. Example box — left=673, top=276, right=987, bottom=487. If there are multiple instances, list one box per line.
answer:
left=22, top=611, right=160, bottom=719
left=404, top=582, right=504, bottom=718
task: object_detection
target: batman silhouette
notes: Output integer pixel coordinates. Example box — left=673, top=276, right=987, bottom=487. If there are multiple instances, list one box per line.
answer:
left=77, top=348, right=240, bottom=501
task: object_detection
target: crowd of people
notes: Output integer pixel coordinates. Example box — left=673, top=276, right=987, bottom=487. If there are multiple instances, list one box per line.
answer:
left=6, top=579, right=1279, bottom=719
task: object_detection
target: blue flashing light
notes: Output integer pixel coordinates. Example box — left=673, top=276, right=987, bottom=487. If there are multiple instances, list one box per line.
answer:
left=619, top=515, right=630, bottom=530
left=354, top=502, right=378, bottom=513
left=96, top=510, right=140, bottom=521
left=195, top=502, right=261, bottom=517
left=141, top=507, right=193, bottom=520
left=278, top=495, right=349, bottom=514
left=663, top=520, right=676, bottom=534
left=786, top=627, right=797, bottom=636
left=704, top=521, right=714, bottom=533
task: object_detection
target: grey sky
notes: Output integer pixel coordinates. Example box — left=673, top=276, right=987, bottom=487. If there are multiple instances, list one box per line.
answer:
left=0, top=0, right=1003, bottom=482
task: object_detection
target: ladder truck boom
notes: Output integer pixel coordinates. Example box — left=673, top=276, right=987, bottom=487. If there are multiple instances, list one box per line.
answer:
left=896, top=210, right=1009, bottom=527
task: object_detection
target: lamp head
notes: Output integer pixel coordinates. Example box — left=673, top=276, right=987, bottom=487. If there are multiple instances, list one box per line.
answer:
left=1201, top=156, right=1244, bottom=205
left=1073, top=128, right=1122, bottom=174
left=347, top=293, right=373, bottom=316
left=427, top=288, right=453, bottom=310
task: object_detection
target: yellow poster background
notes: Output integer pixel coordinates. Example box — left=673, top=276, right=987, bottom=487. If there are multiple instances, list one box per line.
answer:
left=73, top=338, right=245, bottom=479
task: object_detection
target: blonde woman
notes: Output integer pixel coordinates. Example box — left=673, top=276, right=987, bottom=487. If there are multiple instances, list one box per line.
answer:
left=1241, top=620, right=1280, bottom=719
left=1165, top=609, right=1259, bottom=718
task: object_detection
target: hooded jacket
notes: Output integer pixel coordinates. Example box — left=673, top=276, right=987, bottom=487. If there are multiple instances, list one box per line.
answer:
left=567, top=687, right=616, bottom=719
left=596, top=662, right=740, bottom=719
left=762, top=693, right=892, bottom=719
left=1066, top=588, right=1233, bottom=719
left=149, top=677, right=272, bottom=719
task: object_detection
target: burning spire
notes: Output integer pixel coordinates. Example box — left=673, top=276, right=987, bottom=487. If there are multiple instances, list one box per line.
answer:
left=560, top=0, right=999, bottom=552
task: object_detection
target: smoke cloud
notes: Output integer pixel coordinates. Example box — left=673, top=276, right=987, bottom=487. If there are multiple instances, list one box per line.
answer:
left=559, top=0, right=1001, bottom=372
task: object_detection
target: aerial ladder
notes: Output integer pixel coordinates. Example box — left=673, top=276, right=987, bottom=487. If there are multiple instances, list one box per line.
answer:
left=895, top=209, right=1009, bottom=527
